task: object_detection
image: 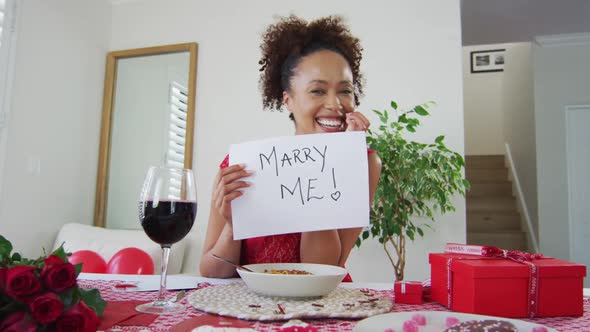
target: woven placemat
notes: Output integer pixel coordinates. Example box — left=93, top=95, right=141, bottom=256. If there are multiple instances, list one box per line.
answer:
left=187, top=282, right=392, bottom=321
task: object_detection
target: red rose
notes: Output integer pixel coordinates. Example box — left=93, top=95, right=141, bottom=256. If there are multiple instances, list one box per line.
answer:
left=0, top=311, right=37, bottom=332
left=5, top=265, right=41, bottom=302
left=29, top=291, right=64, bottom=324
left=41, top=254, right=77, bottom=292
left=0, top=267, right=6, bottom=291
left=55, top=301, right=100, bottom=332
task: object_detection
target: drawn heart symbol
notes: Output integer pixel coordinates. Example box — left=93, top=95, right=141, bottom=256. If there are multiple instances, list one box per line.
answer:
left=331, top=191, right=341, bottom=201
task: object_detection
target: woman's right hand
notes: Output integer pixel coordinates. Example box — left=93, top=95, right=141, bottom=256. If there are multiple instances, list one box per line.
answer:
left=212, top=164, right=251, bottom=224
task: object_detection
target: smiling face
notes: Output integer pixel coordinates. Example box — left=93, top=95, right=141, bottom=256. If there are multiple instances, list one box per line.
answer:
left=282, top=50, right=355, bottom=135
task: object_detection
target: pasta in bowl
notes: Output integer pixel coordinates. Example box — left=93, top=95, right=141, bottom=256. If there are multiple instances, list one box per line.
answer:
left=236, top=263, right=348, bottom=297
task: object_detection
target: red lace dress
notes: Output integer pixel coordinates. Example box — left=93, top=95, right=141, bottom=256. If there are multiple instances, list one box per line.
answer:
left=219, top=150, right=374, bottom=282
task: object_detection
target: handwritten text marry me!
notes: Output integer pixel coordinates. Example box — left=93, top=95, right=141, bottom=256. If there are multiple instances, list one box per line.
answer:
left=258, top=144, right=342, bottom=205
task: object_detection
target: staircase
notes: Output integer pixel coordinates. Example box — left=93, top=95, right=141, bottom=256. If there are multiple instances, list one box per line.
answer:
left=465, top=155, right=527, bottom=250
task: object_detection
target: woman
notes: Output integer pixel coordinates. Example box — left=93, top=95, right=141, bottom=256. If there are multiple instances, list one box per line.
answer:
left=199, top=15, right=381, bottom=278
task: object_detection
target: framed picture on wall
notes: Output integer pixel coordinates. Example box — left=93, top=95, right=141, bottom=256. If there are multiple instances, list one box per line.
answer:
left=470, top=49, right=505, bottom=73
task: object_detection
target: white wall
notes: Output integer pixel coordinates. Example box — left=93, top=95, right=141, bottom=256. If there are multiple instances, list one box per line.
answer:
left=110, top=0, right=465, bottom=281
left=501, top=43, right=538, bottom=241
left=463, top=44, right=507, bottom=155
left=0, top=0, right=111, bottom=256
left=0, top=0, right=465, bottom=283
left=533, top=35, right=590, bottom=260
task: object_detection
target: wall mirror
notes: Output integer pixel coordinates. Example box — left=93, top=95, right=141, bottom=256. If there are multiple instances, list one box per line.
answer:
left=94, top=43, right=198, bottom=229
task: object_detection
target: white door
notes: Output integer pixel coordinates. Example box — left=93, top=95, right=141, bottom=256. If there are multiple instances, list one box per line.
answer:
left=565, top=105, right=590, bottom=287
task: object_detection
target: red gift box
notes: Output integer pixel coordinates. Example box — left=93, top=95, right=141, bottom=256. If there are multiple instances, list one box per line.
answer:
left=429, top=245, right=586, bottom=318
left=394, top=281, right=423, bottom=304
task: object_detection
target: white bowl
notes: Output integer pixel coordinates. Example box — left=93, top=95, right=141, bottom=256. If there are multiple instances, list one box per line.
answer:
left=236, top=263, right=347, bottom=298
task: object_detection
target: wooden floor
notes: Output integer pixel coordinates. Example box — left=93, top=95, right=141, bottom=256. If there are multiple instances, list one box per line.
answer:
left=465, top=155, right=527, bottom=250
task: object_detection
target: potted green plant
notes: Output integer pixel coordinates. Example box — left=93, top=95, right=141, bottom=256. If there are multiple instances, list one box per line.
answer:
left=357, top=100, right=469, bottom=281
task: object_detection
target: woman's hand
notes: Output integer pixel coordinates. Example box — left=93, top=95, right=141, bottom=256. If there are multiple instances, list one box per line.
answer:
left=212, top=164, right=251, bottom=224
left=345, top=111, right=370, bottom=132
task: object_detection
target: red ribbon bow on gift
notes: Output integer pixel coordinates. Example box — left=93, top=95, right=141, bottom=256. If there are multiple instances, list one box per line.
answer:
left=479, top=246, right=544, bottom=263
left=444, top=243, right=545, bottom=318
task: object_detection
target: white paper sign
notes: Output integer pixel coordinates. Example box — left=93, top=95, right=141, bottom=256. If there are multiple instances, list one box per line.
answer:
left=229, top=131, right=369, bottom=240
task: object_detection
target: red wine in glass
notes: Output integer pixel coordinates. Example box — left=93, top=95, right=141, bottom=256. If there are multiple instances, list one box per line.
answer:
left=136, top=166, right=197, bottom=315
left=141, top=200, right=197, bottom=246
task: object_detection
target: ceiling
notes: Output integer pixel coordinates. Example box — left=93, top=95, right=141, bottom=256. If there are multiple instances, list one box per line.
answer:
left=461, top=0, right=590, bottom=45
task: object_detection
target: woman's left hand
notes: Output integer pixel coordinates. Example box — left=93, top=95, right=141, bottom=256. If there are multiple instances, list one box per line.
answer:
left=345, top=111, right=370, bottom=132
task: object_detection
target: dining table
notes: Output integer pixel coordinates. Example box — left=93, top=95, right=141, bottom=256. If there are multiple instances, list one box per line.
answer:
left=79, top=273, right=590, bottom=332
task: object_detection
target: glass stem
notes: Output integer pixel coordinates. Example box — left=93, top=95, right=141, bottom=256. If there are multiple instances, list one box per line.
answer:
left=157, top=245, right=171, bottom=303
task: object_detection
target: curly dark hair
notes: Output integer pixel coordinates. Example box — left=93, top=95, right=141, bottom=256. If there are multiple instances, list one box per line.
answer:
left=258, top=15, right=364, bottom=114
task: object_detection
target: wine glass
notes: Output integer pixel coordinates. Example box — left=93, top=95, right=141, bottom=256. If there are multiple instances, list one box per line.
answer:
left=136, top=166, right=197, bottom=314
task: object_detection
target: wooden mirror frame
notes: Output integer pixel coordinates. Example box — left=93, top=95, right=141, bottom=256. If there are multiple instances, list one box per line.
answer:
left=94, top=42, right=198, bottom=228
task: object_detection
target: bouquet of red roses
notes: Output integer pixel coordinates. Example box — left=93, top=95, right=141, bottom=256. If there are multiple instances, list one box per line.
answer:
left=0, top=235, right=106, bottom=332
